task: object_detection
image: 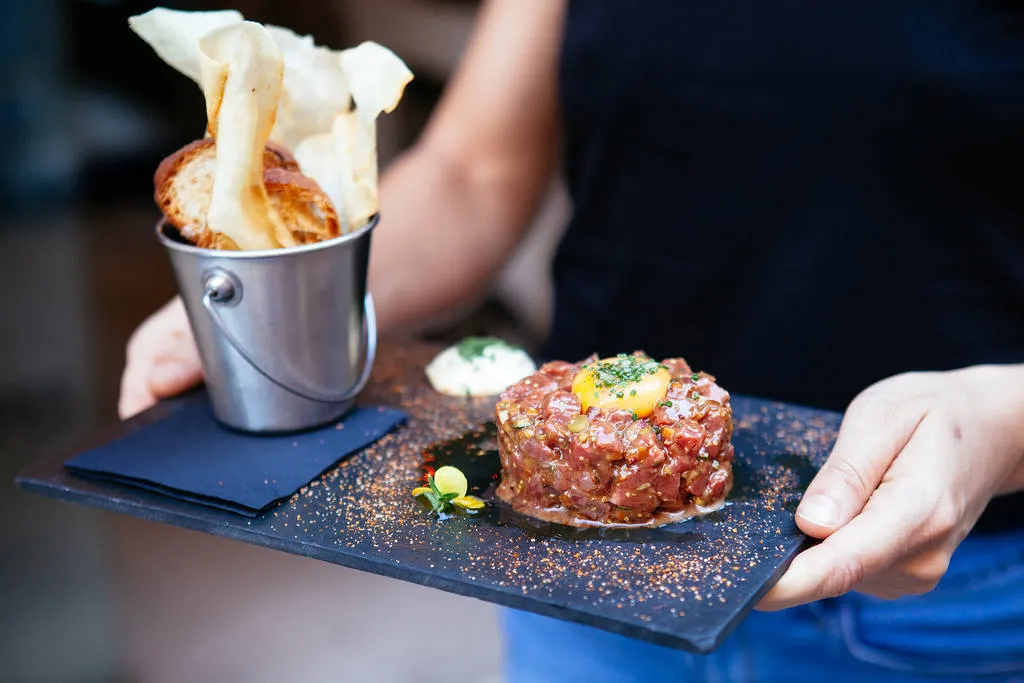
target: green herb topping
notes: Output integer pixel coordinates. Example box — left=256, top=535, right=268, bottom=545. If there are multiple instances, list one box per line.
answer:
left=456, top=336, right=513, bottom=362
left=587, top=355, right=666, bottom=391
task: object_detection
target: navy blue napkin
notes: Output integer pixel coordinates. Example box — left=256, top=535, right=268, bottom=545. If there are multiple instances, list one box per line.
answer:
left=65, top=396, right=407, bottom=517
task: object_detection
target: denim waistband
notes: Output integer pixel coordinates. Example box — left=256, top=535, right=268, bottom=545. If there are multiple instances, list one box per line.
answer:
left=818, top=527, right=1024, bottom=677
left=501, top=528, right=1024, bottom=683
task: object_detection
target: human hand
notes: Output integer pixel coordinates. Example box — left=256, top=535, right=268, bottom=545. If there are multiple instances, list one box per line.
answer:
left=118, top=297, right=204, bottom=420
left=758, top=364, right=1024, bottom=611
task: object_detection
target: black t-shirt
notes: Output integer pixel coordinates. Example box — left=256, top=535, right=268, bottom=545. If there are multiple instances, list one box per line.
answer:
left=546, top=0, right=1024, bottom=532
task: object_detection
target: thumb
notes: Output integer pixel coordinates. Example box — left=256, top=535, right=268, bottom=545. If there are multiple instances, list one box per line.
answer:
left=118, top=368, right=158, bottom=420
left=797, top=392, right=925, bottom=538
left=147, top=357, right=203, bottom=397
left=146, top=337, right=204, bottom=398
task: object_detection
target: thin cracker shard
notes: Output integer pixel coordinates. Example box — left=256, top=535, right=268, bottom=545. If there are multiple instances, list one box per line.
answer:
left=339, top=41, right=414, bottom=121
left=128, top=8, right=243, bottom=84
left=264, top=24, right=352, bottom=151
left=294, top=42, right=413, bottom=233
left=132, top=9, right=413, bottom=247
left=198, top=21, right=287, bottom=250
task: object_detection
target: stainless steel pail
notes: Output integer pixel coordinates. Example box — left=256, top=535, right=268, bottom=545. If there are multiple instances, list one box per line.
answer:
left=157, top=216, right=378, bottom=433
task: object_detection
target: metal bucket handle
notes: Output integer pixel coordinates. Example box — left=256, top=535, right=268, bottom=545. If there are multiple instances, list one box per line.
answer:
left=200, top=268, right=377, bottom=404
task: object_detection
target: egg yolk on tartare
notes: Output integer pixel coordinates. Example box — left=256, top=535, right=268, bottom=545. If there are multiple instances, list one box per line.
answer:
left=571, top=354, right=671, bottom=418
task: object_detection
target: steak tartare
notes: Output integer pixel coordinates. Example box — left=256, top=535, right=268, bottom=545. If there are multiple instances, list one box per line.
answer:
left=495, top=353, right=734, bottom=527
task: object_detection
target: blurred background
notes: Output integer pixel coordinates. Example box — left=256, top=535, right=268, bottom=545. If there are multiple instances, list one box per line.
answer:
left=0, top=1, right=568, bottom=681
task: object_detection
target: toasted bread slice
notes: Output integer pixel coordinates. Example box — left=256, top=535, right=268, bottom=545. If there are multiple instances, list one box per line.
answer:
left=264, top=167, right=340, bottom=245
left=154, top=138, right=336, bottom=249
left=195, top=231, right=240, bottom=250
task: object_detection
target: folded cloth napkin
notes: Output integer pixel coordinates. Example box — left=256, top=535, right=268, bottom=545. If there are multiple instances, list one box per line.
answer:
left=65, top=394, right=407, bottom=517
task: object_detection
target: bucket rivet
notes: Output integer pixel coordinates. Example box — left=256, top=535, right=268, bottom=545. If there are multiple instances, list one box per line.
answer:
left=203, top=270, right=239, bottom=305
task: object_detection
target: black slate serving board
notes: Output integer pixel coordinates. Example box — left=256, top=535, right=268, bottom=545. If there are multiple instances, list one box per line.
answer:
left=16, top=343, right=841, bottom=654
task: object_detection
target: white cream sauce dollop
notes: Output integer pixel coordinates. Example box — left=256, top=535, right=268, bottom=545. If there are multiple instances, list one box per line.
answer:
left=425, top=337, right=537, bottom=397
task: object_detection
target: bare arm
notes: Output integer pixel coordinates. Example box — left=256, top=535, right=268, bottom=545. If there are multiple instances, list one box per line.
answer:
left=370, top=0, right=566, bottom=334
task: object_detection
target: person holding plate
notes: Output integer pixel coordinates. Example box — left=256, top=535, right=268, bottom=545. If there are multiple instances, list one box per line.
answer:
left=121, top=1, right=1024, bottom=680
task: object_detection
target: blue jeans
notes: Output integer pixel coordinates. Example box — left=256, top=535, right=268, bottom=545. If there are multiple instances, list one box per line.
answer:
left=502, top=529, right=1024, bottom=682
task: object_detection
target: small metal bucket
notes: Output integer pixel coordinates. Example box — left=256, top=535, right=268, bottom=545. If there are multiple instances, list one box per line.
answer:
left=157, top=216, right=378, bottom=433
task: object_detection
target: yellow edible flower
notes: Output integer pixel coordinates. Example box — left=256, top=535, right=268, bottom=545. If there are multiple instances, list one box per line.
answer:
left=452, top=495, right=485, bottom=510
left=411, top=466, right=485, bottom=515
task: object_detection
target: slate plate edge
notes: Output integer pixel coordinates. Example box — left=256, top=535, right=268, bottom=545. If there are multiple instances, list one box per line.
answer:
left=16, top=450, right=807, bottom=654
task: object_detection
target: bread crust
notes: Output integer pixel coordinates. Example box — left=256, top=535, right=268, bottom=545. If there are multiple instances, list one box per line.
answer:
left=264, top=167, right=340, bottom=244
left=154, top=138, right=329, bottom=249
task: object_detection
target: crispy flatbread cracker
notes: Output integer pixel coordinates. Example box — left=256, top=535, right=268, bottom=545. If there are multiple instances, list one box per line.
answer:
left=293, top=112, right=377, bottom=233
left=133, top=9, right=413, bottom=247
left=339, top=41, right=413, bottom=121
left=198, top=22, right=291, bottom=250
left=293, top=43, right=412, bottom=232
left=291, top=131, right=342, bottom=223
left=128, top=8, right=243, bottom=84
left=336, top=110, right=378, bottom=231
left=264, top=25, right=352, bottom=151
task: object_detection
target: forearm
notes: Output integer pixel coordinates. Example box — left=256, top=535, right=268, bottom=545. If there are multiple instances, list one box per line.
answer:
left=1007, top=456, right=1024, bottom=495
left=362, top=0, right=564, bottom=335
left=981, top=363, right=1024, bottom=495
left=369, top=141, right=553, bottom=335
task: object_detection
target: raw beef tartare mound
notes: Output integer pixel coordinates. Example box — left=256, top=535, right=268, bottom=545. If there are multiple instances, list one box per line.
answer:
left=495, top=353, right=734, bottom=527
